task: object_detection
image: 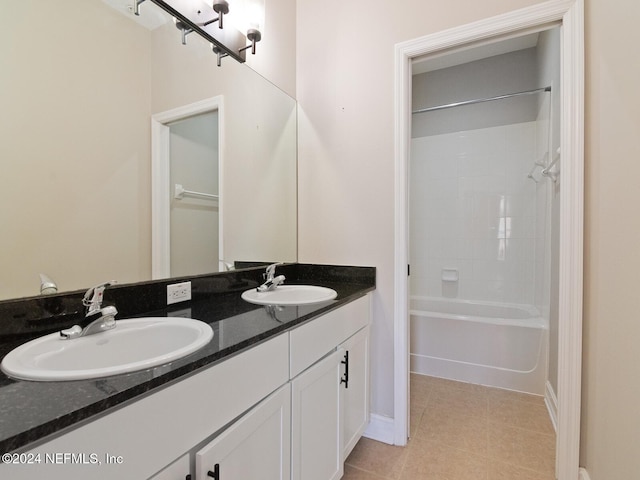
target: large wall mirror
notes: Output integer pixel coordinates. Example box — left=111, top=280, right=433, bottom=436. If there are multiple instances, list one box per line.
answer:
left=0, top=0, right=297, bottom=301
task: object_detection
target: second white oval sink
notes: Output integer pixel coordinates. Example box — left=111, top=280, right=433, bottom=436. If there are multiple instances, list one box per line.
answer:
left=0, top=317, right=213, bottom=382
left=241, top=285, right=337, bottom=306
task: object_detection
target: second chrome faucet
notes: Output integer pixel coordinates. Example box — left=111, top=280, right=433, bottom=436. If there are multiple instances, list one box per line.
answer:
left=257, top=263, right=286, bottom=292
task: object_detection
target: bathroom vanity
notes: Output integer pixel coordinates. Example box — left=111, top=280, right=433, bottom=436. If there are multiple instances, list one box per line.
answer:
left=0, top=264, right=374, bottom=480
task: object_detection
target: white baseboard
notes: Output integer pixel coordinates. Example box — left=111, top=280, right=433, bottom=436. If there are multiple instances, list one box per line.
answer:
left=579, top=467, right=591, bottom=480
left=545, top=380, right=558, bottom=433
left=362, top=413, right=395, bottom=445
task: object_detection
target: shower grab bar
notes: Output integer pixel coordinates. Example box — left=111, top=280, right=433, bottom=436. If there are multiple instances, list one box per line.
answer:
left=174, top=183, right=219, bottom=200
left=411, top=86, right=551, bottom=115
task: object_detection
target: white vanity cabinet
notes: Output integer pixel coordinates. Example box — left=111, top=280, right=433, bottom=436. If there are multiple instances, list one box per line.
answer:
left=4, top=333, right=290, bottom=480
left=4, top=293, right=371, bottom=480
left=195, top=384, right=291, bottom=480
left=289, top=295, right=371, bottom=480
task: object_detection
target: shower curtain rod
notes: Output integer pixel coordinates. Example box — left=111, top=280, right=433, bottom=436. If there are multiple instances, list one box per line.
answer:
left=411, top=86, right=551, bottom=115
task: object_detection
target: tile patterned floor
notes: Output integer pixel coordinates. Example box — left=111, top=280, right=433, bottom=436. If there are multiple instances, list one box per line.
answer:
left=344, top=374, right=556, bottom=480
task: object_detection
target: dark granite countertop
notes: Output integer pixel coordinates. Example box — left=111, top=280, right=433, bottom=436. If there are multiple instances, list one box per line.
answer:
left=0, top=264, right=375, bottom=453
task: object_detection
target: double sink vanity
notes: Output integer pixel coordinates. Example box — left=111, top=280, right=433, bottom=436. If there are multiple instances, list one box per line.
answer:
left=0, top=263, right=375, bottom=479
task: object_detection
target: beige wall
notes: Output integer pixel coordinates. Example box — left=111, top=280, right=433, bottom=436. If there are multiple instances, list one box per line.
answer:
left=146, top=0, right=298, bottom=268
left=298, top=0, right=640, bottom=477
left=245, top=0, right=297, bottom=98
left=0, top=1, right=152, bottom=298
left=0, top=0, right=296, bottom=300
left=581, top=0, right=640, bottom=477
left=150, top=22, right=297, bottom=267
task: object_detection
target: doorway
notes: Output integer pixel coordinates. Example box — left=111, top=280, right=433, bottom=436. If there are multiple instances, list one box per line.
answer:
left=168, top=111, right=220, bottom=277
left=151, top=96, right=224, bottom=279
left=393, top=1, right=584, bottom=479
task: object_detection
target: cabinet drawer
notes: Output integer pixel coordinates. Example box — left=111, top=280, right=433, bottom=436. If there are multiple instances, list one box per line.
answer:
left=289, top=295, right=370, bottom=378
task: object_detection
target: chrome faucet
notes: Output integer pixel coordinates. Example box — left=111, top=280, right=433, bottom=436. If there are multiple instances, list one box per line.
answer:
left=257, top=263, right=285, bottom=292
left=60, top=281, right=118, bottom=339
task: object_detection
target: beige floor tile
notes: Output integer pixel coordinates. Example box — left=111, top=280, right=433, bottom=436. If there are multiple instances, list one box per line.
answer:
left=488, top=422, right=556, bottom=475
left=350, top=376, right=555, bottom=480
left=410, top=405, right=425, bottom=438
left=346, top=437, right=408, bottom=479
left=410, top=373, right=433, bottom=408
left=400, top=436, right=488, bottom=480
left=343, top=464, right=392, bottom=480
left=486, top=387, right=545, bottom=406
left=428, top=376, right=491, bottom=398
left=488, top=459, right=556, bottom=480
left=418, top=408, right=488, bottom=456
left=427, top=385, right=488, bottom=420
left=488, top=397, right=555, bottom=435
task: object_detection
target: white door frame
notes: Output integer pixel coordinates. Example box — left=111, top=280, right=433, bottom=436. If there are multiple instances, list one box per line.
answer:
left=151, top=96, right=225, bottom=279
left=393, top=1, right=584, bottom=478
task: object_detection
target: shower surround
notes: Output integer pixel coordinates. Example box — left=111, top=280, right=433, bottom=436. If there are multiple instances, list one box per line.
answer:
left=410, top=120, right=542, bottom=305
left=409, top=117, right=552, bottom=394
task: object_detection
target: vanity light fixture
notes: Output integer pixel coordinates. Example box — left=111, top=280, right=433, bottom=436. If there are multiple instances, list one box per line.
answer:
left=133, top=0, right=146, bottom=16
left=174, top=19, right=194, bottom=45
left=199, top=0, right=229, bottom=29
left=142, top=0, right=262, bottom=66
left=212, top=46, right=229, bottom=67
left=239, top=28, right=261, bottom=55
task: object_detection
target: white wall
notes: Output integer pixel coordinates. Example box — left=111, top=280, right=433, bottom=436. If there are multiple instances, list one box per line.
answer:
left=296, top=0, right=544, bottom=419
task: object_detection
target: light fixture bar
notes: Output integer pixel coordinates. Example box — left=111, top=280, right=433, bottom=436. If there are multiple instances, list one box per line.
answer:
left=149, top=0, right=248, bottom=63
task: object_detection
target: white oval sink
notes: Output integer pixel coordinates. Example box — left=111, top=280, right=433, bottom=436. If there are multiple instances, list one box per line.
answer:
left=0, top=317, right=213, bottom=381
left=241, top=285, right=337, bottom=306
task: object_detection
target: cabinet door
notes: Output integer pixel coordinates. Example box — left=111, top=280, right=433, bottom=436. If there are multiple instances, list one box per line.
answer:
left=291, top=348, right=344, bottom=480
left=341, top=326, right=370, bottom=458
left=195, top=384, right=291, bottom=480
left=150, top=454, right=190, bottom=480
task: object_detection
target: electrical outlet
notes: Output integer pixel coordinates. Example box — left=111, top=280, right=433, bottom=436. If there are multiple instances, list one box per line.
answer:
left=167, top=281, right=191, bottom=305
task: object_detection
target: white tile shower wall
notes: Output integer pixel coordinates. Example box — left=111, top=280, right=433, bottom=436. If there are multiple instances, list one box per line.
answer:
left=410, top=121, right=540, bottom=304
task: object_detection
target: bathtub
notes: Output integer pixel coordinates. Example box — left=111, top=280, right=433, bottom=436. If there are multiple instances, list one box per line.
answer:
left=410, top=297, right=547, bottom=395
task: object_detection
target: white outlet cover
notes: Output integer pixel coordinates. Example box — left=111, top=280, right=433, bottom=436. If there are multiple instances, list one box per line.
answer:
left=167, top=281, right=192, bottom=305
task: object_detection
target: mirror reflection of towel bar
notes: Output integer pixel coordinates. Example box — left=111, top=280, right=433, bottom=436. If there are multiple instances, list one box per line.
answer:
left=174, top=184, right=219, bottom=200
left=541, top=147, right=561, bottom=182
